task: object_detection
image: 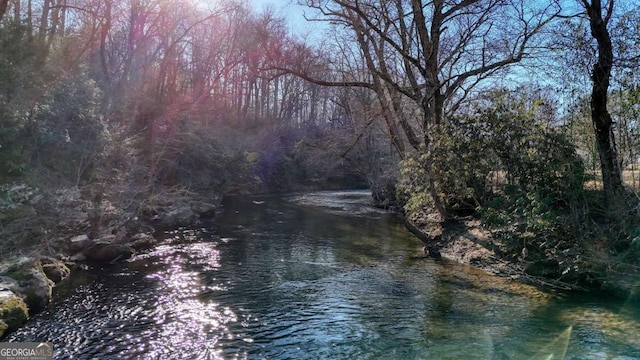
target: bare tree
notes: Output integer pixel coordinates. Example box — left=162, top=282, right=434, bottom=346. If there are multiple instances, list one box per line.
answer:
left=271, top=0, right=561, bottom=215
left=288, top=0, right=562, bottom=155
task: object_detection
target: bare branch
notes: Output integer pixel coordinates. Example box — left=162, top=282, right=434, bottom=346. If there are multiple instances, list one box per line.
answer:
left=264, top=66, right=375, bottom=89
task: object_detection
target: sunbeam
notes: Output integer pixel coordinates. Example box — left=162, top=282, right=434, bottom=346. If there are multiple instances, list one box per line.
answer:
left=529, top=326, right=573, bottom=360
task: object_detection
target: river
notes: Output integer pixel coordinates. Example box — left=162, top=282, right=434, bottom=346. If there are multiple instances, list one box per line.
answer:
left=6, top=191, right=640, bottom=359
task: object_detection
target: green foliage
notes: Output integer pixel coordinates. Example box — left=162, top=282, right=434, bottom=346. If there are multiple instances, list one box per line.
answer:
left=476, top=104, right=585, bottom=239
left=397, top=116, right=497, bottom=216
left=486, top=107, right=584, bottom=193
left=0, top=21, right=48, bottom=176
left=0, top=20, right=105, bottom=183
left=30, top=74, right=105, bottom=182
left=432, top=115, right=499, bottom=213
left=397, top=152, right=434, bottom=214
left=0, top=21, right=48, bottom=103
left=398, top=99, right=586, bottom=243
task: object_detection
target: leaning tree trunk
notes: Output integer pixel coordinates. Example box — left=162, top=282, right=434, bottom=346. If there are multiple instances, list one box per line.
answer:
left=584, top=0, right=625, bottom=209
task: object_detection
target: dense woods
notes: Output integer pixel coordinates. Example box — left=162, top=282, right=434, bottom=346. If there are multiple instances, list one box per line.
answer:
left=0, top=0, right=372, bottom=187
left=0, top=0, right=639, bottom=292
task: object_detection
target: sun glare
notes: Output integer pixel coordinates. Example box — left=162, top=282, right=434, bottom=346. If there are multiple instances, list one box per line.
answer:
left=177, top=0, right=224, bottom=13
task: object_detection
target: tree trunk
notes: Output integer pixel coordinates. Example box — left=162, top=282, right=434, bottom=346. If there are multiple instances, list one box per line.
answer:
left=39, top=0, right=50, bottom=43
left=12, top=0, right=20, bottom=20
left=0, top=0, right=8, bottom=22
left=59, top=0, right=66, bottom=34
left=583, top=0, right=625, bottom=207
left=27, top=0, right=32, bottom=37
left=99, top=0, right=112, bottom=84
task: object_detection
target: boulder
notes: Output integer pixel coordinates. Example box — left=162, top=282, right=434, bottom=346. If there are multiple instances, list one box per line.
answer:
left=70, top=252, right=87, bottom=262
left=40, top=258, right=71, bottom=284
left=68, top=234, right=94, bottom=253
left=97, top=234, right=117, bottom=244
left=84, top=243, right=134, bottom=263
left=112, top=220, right=155, bottom=244
left=0, top=258, right=54, bottom=313
left=0, top=290, right=29, bottom=339
left=159, top=206, right=196, bottom=228
left=129, top=233, right=157, bottom=251
left=191, top=201, right=217, bottom=217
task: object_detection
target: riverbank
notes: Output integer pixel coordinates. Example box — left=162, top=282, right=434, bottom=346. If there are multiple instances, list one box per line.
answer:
left=8, top=190, right=637, bottom=358
left=0, top=181, right=365, bottom=338
left=401, top=209, right=640, bottom=302
left=0, top=183, right=221, bottom=338
left=2, top=185, right=638, bottom=339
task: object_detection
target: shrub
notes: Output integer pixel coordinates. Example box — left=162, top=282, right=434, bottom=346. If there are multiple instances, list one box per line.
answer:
left=0, top=21, right=105, bottom=183
left=0, top=20, right=48, bottom=177
left=30, top=74, right=105, bottom=184
left=476, top=105, right=585, bottom=240
left=398, top=101, right=586, bottom=242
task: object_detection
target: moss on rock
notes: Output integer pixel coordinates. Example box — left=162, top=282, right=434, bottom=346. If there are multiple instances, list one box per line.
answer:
left=40, top=258, right=71, bottom=284
left=1, top=257, right=54, bottom=313
left=0, top=292, right=29, bottom=338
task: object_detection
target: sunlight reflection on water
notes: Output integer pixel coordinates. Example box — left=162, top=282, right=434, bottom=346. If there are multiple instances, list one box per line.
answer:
left=5, top=191, right=640, bottom=359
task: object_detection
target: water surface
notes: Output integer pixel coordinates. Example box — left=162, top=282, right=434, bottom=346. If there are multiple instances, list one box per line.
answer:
left=7, top=191, right=640, bottom=359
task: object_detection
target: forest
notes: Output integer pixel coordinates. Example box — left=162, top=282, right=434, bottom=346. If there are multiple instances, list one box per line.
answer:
left=1, top=0, right=640, bottom=316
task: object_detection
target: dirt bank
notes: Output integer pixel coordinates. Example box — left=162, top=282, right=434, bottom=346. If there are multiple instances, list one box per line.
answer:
left=401, top=211, right=640, bottom=300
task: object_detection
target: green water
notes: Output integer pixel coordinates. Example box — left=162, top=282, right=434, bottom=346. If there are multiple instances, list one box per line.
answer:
left=6, top=191, right=640, bottom=359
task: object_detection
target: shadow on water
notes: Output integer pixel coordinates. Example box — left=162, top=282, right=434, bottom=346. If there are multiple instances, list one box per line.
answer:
left=6, top=190, right=640, bottom=359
